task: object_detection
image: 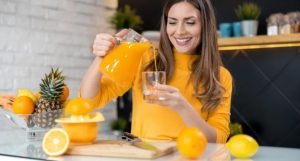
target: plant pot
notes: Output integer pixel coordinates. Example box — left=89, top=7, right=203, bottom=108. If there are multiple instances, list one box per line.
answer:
left=241, top=20, right=258, bottom=37
left=232, top=22, right=242, bottom=37
left=219, top=23, right=233, bottom=38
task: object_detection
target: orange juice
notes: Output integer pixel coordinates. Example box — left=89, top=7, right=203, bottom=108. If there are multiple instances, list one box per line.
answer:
left=100, top=42, right=152, bottom=86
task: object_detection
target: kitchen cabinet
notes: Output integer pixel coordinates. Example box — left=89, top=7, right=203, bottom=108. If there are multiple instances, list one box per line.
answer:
left=220, top=34, right=300, bottom=148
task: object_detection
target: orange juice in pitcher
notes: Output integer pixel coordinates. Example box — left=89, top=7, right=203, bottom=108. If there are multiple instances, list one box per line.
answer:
left=99, top=29, right=152, bottom=87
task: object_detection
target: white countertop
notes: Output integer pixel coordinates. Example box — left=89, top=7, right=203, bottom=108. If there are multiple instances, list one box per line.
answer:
left=0, top=118, right=300, bottom=161
left=1, top=129, right=300, bottom=161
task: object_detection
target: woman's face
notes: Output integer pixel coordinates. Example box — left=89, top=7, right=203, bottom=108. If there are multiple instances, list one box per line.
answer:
left=167, top=2, right=201, bottom=54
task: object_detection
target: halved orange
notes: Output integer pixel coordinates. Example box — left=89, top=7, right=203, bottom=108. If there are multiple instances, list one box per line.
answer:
left=42, top=128, right=70, bottom=156
left=64, top=98, right=94, bottom=115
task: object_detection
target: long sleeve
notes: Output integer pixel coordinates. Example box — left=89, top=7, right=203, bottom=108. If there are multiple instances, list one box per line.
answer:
left=80, top=76, right=131, bottom=108
left=207, top=67, right=233, bottom=143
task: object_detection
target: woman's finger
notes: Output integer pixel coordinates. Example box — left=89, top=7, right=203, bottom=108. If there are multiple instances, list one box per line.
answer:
left=154, top=84, right=179, bottom=93
left=92, top=34, right=116, bottom=57
left=115, top=29, right=129, bottom=37
left=155, top=91, right=172, bottom=100
left=93, top=50, right=108, bottom=57
left=93, top=43, right=113, bottom=51
left=145, top=99, right=170, bottom=107
left=94, top=38, right=114, bottom=46
left=95, top=34, right=116, bottom=47
left=95, top=33, right=115, bottom=41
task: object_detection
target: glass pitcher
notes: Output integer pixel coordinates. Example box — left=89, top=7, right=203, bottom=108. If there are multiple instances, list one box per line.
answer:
left=99, top=29, right=152, bottom=87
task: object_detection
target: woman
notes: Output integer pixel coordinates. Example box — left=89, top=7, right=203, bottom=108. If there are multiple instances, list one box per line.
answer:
left=80, top=0, right=232, bottom=143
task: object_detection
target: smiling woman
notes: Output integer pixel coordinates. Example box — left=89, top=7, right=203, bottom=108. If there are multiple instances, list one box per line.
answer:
left=166, top=2, right=202, bottom=54
left=80, top=0, right=232, bottom=143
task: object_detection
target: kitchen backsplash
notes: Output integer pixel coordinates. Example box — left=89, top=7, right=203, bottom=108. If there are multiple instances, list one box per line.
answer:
left=0, top=0, right=118, bottom=133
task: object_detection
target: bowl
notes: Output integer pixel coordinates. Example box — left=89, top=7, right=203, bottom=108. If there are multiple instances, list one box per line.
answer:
left=0, top=108, right=63, bottom=141
left=55, top=112, right=105, bottom=144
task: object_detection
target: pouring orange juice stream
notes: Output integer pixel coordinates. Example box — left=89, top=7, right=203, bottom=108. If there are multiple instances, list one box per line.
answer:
left=99, top=28, right=159, bottom=86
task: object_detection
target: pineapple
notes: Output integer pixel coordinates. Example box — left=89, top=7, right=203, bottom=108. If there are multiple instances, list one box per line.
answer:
left=33, top=68, right=65, bottom=128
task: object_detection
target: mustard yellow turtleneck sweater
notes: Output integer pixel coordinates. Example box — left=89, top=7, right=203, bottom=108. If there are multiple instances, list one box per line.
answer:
left=87, top=49, right=232, bottom=143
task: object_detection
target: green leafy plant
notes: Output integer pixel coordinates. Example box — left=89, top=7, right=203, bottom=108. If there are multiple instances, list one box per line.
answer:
left=229, top=122, right=243, bottom=138
left=109, top=5, right=143, bottom=30
left=235, top=2, right=261, bottom=20
left=110, top=118, right=129, bottom=132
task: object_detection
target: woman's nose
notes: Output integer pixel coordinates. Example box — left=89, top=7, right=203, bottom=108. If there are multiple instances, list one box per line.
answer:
left=175, top=24, right=186, bottom=35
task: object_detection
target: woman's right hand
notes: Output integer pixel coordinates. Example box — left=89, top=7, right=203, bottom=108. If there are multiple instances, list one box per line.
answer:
left=81, top=29, right=129, bottom=99
left=92, top=29, right=129, bottom=57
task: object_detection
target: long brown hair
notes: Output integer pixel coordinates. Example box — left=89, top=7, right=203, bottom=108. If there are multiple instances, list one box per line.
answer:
left=145, top=0, right=224, bottom=113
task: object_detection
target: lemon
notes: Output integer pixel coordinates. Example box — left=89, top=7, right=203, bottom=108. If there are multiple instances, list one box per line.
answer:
left=18, top=89, right=37, bottom=103
left=226, top=134, right=259, bottom=158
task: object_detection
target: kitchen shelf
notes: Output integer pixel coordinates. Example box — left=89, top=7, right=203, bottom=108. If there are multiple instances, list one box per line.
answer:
left=218, top=33, right=300, bottom=51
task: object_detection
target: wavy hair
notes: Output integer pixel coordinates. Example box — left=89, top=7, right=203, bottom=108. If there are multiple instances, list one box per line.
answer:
left=145, top=0, right=224, bottom=113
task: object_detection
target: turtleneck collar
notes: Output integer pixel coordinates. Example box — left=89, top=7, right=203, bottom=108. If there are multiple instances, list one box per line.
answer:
left=173, top=49, right=199, bottom=71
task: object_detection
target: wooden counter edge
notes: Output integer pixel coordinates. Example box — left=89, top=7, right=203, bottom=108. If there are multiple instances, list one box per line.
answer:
left=218, top=33, right=300, bottom=47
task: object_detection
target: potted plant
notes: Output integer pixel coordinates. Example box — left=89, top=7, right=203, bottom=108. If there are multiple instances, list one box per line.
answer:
left=109, top=4, right=143, bottom=31
left=235, top=2, right=261, bottom=37
left=110, top=118, right=129, bottom=136
left=229, top=122, right=243, bottom=138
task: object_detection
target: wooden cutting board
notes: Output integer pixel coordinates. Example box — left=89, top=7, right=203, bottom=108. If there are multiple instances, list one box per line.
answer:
left=66, top=140, right=177, bottom=159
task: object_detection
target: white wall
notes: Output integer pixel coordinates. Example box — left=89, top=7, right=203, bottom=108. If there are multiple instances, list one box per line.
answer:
left=0, top=0, right=118, bottom=133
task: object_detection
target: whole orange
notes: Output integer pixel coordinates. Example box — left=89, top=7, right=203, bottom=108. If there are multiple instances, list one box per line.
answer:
left=12, top=96, right=35, bottom=114
left=60, top=85, right=69, bottom=102
left=35, top=92, right=41, bottom=100
left=177, top=128, right=207, bottom=159
left=64, top=98, right=93, bottom=115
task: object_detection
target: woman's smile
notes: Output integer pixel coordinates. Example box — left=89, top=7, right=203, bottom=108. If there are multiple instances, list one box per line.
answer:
left=175, top=37, right=193, bottom=46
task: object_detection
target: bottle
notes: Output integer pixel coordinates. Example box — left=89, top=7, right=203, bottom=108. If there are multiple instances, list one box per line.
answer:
left=267, top=13, right=281, bottom=36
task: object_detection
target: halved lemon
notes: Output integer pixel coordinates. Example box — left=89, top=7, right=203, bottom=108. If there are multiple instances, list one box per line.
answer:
left=42, top=128, right=70, bottom=156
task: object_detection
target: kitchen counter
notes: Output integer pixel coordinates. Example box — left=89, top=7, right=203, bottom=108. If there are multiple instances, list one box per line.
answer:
left=0, top=128, right=300, bottom=161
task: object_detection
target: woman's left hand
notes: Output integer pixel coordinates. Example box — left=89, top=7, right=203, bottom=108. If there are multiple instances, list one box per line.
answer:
left=145, top=83, right=191, bottom=112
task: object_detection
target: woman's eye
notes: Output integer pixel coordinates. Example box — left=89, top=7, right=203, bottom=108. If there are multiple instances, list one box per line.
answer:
left=187, top=22, right=195, bottom=25
left=168, top=22, right=176, bottom=25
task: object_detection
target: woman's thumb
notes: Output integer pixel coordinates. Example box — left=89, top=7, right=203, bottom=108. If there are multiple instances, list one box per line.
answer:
left=115, top=29, right=129, bottom=37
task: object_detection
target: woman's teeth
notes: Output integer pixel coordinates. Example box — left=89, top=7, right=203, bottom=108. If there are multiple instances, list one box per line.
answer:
left=175, top=38, right=191, bottom=46
left=176, top=38, right=191, bottom=42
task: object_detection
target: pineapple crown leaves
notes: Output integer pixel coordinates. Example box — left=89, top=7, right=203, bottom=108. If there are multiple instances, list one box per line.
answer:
left=235, top=2, right=261, bottom=20
left=48, top=68, right=65, bottom=80
left=39, top=68, right=65, bottom=101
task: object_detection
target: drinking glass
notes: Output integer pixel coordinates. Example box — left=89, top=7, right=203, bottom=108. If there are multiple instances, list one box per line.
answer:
left=142, top=71, right=166, bottom=101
